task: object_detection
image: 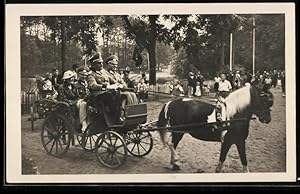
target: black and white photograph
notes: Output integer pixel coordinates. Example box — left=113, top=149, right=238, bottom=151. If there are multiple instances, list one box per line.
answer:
left=5, top=3, right=296, bottom=183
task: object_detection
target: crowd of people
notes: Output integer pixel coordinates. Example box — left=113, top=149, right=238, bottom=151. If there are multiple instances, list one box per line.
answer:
left=35, top=52, right=150, bottom=132
left=213, top=69, right=286, bottom=98
left=166, top=68, right=285, bottom=99
left=168, top=71, right=210, bottom=98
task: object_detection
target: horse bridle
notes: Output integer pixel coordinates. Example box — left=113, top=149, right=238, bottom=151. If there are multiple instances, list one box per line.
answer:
left=253, top=91, right=273, bottom=115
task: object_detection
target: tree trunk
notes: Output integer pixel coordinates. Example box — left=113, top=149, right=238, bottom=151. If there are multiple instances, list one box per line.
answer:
left=148, top=15, right=158, bottom=85
left=61, top=17, right=66, bottom=73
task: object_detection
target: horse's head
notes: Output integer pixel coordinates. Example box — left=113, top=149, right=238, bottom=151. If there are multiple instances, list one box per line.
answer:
left=251, top=81, right=274, bottom=123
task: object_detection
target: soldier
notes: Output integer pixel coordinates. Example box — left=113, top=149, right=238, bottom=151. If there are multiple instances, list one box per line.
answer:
left=87, top=53, right=124, bottom=124
left=87, top=53, right=110, bottom=98
left=75, top=66, right=90, bottom=99
left=105, top=55, right=139, bottom=123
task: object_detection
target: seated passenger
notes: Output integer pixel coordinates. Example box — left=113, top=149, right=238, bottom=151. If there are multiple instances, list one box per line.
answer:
left=105, top=55, right=139, bottom=123
left=41, top=72, right=58, bottom=99
left=74, top=66, right=90, bottom=132
left=86, top=53, right=117, bottom=120
left=57, top=70, right=78, bottom=103
left=105, top=55, right=139, bottom=105
left=58, top=70, right=88, bottom=132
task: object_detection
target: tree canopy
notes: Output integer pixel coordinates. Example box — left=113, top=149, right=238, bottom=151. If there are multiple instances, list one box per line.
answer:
left=21, top=14, right=285, bottom=81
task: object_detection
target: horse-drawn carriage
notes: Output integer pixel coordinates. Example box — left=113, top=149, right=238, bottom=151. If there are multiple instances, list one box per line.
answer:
left=34, top=80, right=274, bottom=172
left=36, top=92, right=153, bottom=169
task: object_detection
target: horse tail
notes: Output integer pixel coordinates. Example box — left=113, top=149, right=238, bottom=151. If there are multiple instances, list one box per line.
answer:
left=157, top=101, right=172, bottom=146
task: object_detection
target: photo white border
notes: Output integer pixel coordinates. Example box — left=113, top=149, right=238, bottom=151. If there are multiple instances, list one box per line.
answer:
left=5, top=3, right=296, bottom=183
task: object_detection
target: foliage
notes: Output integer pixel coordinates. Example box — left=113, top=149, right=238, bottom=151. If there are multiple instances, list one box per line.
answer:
left=20, top=14, right=285, bottom=80
left=171, top=14, right=285, bottom=78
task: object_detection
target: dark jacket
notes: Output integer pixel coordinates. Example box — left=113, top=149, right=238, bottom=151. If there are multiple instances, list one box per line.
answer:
left=51, top=75, right=63, bottom=90
left=74, top=80, right=90, bottom=99
left=57, top=83, right=78, bottom=102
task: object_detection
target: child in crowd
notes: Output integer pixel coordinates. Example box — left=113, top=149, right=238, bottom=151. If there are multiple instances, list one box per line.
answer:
left=194, top=82, right=202, bottom=97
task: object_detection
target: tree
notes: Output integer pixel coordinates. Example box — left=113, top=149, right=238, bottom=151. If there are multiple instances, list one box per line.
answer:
left=21, top=16, right=112, bottom=72
left=171, top=14, right=285, bottom=78
left=122, top=15, right=190, bottom=85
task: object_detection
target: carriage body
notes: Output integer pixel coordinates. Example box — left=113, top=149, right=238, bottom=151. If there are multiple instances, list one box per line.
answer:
left=40, top=97, right=153, bottom=169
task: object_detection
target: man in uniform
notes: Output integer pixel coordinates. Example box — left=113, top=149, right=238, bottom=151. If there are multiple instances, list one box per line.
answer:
left=87, top=53, right=124, bottom=124
left=87, top=53, right=110, bottom=97
left=105, top=55, right=139, bottom=123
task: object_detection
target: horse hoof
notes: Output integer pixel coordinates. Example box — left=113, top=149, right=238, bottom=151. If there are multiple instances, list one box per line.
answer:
left=172, top=164, right=181, bottom=170
left=215, top=166, right=222, bottom=173
left=197, top=169, right=205, bottom=173
left=243, top=168, right=250, bottom=173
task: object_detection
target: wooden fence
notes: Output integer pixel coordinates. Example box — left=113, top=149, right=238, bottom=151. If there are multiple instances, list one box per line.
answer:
left=21, top=89, right=40, bottom=115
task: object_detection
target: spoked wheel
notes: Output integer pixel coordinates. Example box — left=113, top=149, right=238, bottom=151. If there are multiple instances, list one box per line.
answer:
left=125, top=131, right=153, bottom=157
left=76, top=129, right=100, bottom=152
left=95, top=131, right=127, bottom=169
left=41, top=115, right=71, bottom=157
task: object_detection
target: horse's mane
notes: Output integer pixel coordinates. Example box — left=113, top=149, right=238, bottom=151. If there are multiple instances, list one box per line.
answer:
left=224, top=84, right=251, bottom=119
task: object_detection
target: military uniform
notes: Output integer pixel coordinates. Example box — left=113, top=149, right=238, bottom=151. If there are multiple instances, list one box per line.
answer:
left=108, top=70, right=126, bottom=86
left=87, top=70, right=110, bottom=97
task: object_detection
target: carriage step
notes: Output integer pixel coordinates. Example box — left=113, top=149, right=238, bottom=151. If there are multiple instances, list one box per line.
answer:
left=107, top=124, right=125, bottom=128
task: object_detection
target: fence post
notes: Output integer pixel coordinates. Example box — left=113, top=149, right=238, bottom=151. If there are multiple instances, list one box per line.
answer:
left=30, top=106, right=34, bottom=131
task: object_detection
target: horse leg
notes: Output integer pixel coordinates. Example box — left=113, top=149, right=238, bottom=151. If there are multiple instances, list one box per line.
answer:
left=167, top=133, right=184, bottom=170
left=236, top=141, right=249, bottom=173
left=216, top=141, right=232, bottom=173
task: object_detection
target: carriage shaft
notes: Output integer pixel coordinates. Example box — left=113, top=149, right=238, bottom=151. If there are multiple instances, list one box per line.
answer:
left=132, top=117, right=256, bottom=133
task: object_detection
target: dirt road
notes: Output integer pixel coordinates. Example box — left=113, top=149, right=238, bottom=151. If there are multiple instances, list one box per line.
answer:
left=21, top=87, right=286, bottom=174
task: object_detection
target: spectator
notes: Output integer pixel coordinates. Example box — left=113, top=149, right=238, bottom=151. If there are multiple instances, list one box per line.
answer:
left=280, top=71, right=285, bottom=97
left=272, top=70, right=278, bottom=88
left=123, top=70, right=135, bottom=89
left=218, top=73, right=232, bottom=98
left=194, top=82, right=202, bottom=97
left=175, top=81, right=185, bottom=97
left=187, top=72, right=196, bottom=97
left=140, top=72, right=148, bottom=85
left=214, top=73, right=221, bottom=97
left=244, top=71, right=253, bottom=85
left=263, top=73, right=272, bottom=91
left=234, top=70, right=242, bottom=89
left=195, top=71, right=204, bottom=96
left=41, top=72, right=57, bottom=99
left=71, top=63, right=79, bottom=81
left=169, top=81, right=174, bottom=96
left=51, top=68, right=63, bottom=90
left=137, top=78, right=149, bottom=102
left=227, top=70, right=234, bottom=90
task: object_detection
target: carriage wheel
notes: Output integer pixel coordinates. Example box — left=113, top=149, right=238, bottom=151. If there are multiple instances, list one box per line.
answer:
left=41, top=115, right=71, bottom=157
left=125, top=131, right=153, bottom=157
left=95, top=131, right=127, bottom=169
left=76, top=129, right=100, bottom=152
